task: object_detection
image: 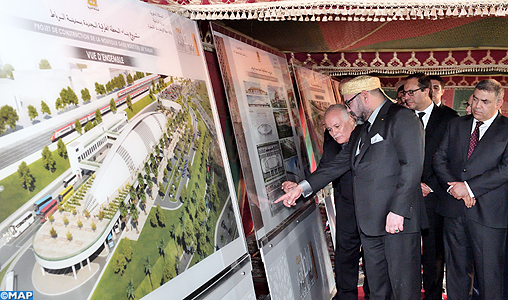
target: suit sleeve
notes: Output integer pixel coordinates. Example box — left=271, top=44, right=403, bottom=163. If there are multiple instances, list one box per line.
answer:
left=433, top=121, right=459, bottom=185
left=306, top=140, right=351, bottom=193
left=391, top=109, right=425, bottom=217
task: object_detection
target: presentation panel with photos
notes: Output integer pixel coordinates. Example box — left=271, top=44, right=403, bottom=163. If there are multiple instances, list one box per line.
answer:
left=211, top=24, right=308, bottom=240
left=0, top=1, right=249, bottom=299
left=261, top=204, right=335, bottom=300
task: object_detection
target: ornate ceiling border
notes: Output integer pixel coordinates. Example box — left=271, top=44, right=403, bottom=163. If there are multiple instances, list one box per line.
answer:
left=289, top=49, right=508, bottom=76
left=150, top=0, right=508, bottom=21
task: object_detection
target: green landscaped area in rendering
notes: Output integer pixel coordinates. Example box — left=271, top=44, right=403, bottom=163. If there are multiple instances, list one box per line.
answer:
left=0, top=149, right=70, bottom=223
left=124, top=94, right=156, bottom=120
left=91, top=208, right=184, bottom=300
left=91, top=95, right=230, bottom=300
left=195, top=80, right=213, bottom=121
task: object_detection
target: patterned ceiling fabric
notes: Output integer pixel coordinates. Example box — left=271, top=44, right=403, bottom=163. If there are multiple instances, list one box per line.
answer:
left=319, top=17, right=484, bottom=51
left=348, top=17, right=508, bottom=51
left=216, top=17, right=508, bottom=53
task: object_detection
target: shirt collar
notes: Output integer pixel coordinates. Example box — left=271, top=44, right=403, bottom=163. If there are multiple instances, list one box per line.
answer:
left=367, top=100, right=387, bottom=126
left=416, top=102, right=434, bottom=116
left=474, top=112, right=498, bottom=127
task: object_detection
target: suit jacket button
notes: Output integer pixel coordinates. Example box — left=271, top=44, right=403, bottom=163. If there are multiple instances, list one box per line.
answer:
left=463, top=168, right=467, bottom=172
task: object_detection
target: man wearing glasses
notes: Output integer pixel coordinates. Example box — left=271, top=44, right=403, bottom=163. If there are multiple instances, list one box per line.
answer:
left=276, top=75, right=426, bottom=300
left=402, top=73, right=458, bottom=300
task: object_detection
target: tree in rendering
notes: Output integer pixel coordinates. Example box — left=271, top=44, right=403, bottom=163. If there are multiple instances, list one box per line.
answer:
left=94, top=82, right=106, bottom=96
left=109, top=98, right=117, bottom=113
left=126, top=73, right=133, bottom=85
left=66, top=231, right=72, bottom=241
left=122, top=238, right=133, bottom=262
left=41, top=146, right=56, bottom=173
left=95, top=109, right=102, bottom=123
left=27, top=105, right=38, bottom=121
left=139, top=191, right=147, bottom=215
left=126, top=279, right=135, bottom=300
left=81, top=87, right=91, bottom=103
left=115, top=256, right=127, bottom=275
left=49, top=227, right=57, bottom=238
left=55, top=97, right=64, bottom=112
left=137, top=172, right=144, bottom=188
left=0, top=64, right=14, bottom=79
left=144, top=256, right=154, bottom=290
left=17, top=161, right=35, bottom=193
left=126, top=95, right=132, bottom=110
left=40, top=100, right=51, bottom=116
left=0, top=105, right=19, bottom=134
left=60, top=87, right=79, bottom=108
left=39, top=59, right=51, bottom=69
left=157, top=238, right=166, bottom=258
left=84, top=121, right=94, bottom=133
left=74, top=119, right=82, bottom=134
left=119, top=200, right=128, bottom=224
left=130, top=203, right=138, bottom=233
left=156, top=204, right=166, bottom=227
left=57, top=138, right=67, bottom=159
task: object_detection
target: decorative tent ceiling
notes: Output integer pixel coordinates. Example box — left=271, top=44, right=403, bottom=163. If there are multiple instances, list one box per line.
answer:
left=147, top=0, right=508, bottom=76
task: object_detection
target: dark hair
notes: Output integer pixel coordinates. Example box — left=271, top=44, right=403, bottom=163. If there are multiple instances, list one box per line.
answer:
left=475, top=79, right=504, bottom=102
left=428, top=75, right=445, bottom=88
left=406, top=72, right=432, bottom=99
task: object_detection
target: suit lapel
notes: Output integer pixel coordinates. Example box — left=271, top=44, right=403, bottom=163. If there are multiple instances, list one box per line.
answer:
left=353, top=101, right=391, bottom=169
left=459, top=115, right=474, bottom=161
left=425, top=106, right=442, bottom=134
left=468, top=114, right=503, bottom=161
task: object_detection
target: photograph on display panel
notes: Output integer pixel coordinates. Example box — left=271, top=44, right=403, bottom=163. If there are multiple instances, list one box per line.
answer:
left=0, top=1, right=249, bottom=299
left=292, top=65, right=337, bottom=171
left=262, top=205, right=335, bottom=300
left=211, top=24, right=308, bottom=240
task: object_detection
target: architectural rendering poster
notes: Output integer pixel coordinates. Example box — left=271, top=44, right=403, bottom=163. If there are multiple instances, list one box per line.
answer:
left=211, top=24, right=308, bottom=240
left=261, top=204, right=334, bottom=300
left=0, top=1, right=249, bottom=299
left=293, top=65, right=337, bottom=172
left=292, top=66, right=337, bottom=246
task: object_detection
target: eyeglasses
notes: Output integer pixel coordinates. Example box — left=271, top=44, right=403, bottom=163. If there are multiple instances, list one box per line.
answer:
left=344, top=92, right=361, bottom=109
left=400, top=88, right=423, bottom=97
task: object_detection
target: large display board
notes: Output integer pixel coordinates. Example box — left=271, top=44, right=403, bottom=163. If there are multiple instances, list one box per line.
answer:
left=260, top=204, right=335, bottom=300
left=211, top=24, right=308, bottom=240
left=0, top=1, right=250, bottom=299
left=292, top=65, right=338, bottom=246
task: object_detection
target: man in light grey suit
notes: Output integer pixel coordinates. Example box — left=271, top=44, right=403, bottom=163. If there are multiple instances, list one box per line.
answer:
left=276, top=75, right=425, bottom=300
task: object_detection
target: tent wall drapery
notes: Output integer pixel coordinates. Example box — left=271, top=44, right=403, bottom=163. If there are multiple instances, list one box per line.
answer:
left=290, top=49, right=508, bottom=76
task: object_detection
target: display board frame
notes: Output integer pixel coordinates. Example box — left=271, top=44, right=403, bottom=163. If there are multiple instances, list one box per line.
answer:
left=211, top=23, right=310, bottom=242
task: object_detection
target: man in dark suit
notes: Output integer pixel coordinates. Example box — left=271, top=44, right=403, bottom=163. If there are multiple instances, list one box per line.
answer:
left=402, top=73, right=458, bottom=300
left=429, top=75, right=457, bottom=115
left=433, top=79, right=508, bottom=300
left=276, top=75, right=425, bottom=300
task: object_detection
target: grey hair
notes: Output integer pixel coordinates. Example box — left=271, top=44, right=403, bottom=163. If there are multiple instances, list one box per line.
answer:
left=324, top=104, right=354, bottom=124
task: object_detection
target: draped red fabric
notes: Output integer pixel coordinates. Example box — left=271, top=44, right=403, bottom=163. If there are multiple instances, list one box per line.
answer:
left=319, top=17, right=483, bottom=51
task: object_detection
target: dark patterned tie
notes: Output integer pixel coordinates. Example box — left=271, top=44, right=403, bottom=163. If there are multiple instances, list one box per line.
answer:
left=358, top=121, right=370, bottom=154
left=418, top=112, right=425, bottom=126
left=467, top=121, right=483, bottom=160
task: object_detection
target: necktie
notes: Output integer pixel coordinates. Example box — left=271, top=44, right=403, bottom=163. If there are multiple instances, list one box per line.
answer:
left=358, top=121, right=370, bottom=153
left=467, top=121, right=483, bottom=159
left=417, top=112, right=425, bottom=126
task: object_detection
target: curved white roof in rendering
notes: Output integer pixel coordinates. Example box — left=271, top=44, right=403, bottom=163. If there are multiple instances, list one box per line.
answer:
left=84, top=112, right=167, bottom=212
